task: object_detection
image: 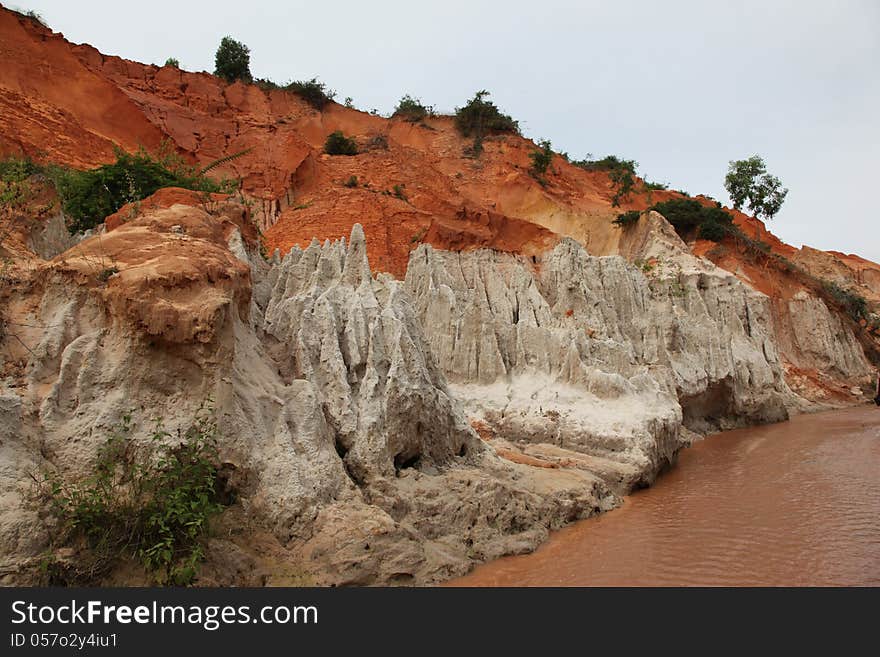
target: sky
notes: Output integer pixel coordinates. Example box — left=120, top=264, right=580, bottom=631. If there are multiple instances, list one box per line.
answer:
left=15, top=0, right=880, bottom=261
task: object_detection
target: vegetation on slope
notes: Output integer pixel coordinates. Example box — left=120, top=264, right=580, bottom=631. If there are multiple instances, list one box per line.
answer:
left=42, top=406, right=228, bottom=586
left=214, top=36, right=252, bottom=83
left=615, top=198, right=736, bottom=243
left=572, top=155, right=638, bottom=206
left=725, top=155, right=788, bottom=221
left=393, top=95, right=433, bottom=123
left=286, top=78, right=336, bottom=110
left=455, top=90, right=519, bottom=157
left=324, top=131, right=358, bottom=156
left=528, top=140, right=554, bottom=185
left=0, top=145, right=236, bottom=233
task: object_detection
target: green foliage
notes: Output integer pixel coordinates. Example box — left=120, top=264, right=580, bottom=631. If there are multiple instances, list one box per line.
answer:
left=214, top=36, right=252, bottom=83
left=0, top=156, right=40, bottom=184
left=254, top=78, right=281, bottom=92
left=0, top=157, right=42, bottom=209
left=343, top=175, right=359, bottom=188
left=454, top=91, right=519, bottom=157
left=393, top=95, right=432, bottom=122
left=528, top=140, right=553, bottom=182
left=198, top=148, right=252, bottom=175
left=51, top=143, right=234, bottom=233
left=697, top=219, right=728, bottom=242
left=647, top=198, right=734, bottom=243
left=644, top=180, right=668, bottom=191
left=324, top=131, right=358, bottom=156
left=613, top=210, right=642, bottom=227
left=392, top=184, right=407, bottom=201
left=44, top=406, right=226, bottom=585
left=821, top=280, right=868, bottom=323
left=164, top=58, right=180, bottom=68
left=724, top=155, right=788, bottom=220
left=573, top=155, right=638, bottom=206
left=286, top=78, right=336, bottom=110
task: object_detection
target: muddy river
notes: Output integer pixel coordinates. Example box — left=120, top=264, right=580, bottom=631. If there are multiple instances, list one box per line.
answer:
left=452, top=406, right=880, bottom=586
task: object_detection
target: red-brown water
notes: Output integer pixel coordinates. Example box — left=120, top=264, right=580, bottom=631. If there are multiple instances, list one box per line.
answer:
left=452, top=406, right=880, bottom=586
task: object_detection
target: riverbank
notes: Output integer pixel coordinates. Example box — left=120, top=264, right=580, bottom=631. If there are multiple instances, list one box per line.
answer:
left=450, top=405, right=880, bottom=586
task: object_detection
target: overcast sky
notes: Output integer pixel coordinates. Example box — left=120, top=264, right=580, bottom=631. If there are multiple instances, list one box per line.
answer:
left=18, top=0, right=880, bottom=261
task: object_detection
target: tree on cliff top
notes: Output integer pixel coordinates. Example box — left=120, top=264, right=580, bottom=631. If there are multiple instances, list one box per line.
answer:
left=214, top=37, right=252, bottom=83
left=724, top=155, right=788, bottom=221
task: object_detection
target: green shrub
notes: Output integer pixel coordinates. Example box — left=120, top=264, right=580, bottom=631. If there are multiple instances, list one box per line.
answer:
left=393, top=95, right=431, bottom=122
left=164, top=58, right=180, bottom=68
left=821, top=281, right=868, bottom=322
left=44, top=406, right=226, bottom=585
left=51, top=144, right=234, bottom=233
left=255, top=78, right=281, bottom=91
left=286, top=78, right=336, bottom=110
left=649, top=198, right=733, bottom=242
left=214, top=37, right=252, bottom=83
left=0, top=157, right=40, bottom=184
left=644, top=180, right=668, bottom=191
left=324, top=131, right=358, bottom=156
left=343, top=175, right=358, bottom=188
left=529, top=140, right=553, bottom=181
left=613, top=210, right=641, bottom=228
left=573, top=155, right=638, bottom=206
left=697, top=219, right=729, bottom=241
left=392, top=184, right=407, bottom=201
left=0, top=157, right=50, bottom=210
left=454, top=91, right=519, bottom=157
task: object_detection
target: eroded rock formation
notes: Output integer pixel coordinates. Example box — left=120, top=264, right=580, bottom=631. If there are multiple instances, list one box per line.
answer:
left=0, top=206, right=619, bottom=585
left=1, top=6, right=877, bottom=586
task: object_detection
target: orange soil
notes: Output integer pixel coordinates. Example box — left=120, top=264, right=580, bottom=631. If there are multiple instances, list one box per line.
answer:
left=0, top=5, right=877, bottom=315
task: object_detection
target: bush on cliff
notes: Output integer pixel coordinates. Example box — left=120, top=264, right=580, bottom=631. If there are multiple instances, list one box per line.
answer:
left=42, top=406, right=227, bottom=586
left=393, top=95, right=432, bottom=122
left=455, top=90, right=519, bottom=157
left=528, top=140, right=554, bottom=184
left=613, top=210, right=642, bottom=228
left=613, top=198, right=734, bottom=243
left=324, top=131, right=358, bottom=156
left=286, top=78, right=336, bottom=110
left=572, top=155, right=638, bottom=207
left=51, top=144, right=234, bottom=233
left=214, top=36, right=252, bottom=83
left=821, top=280, right=869, bottom=323
left=0, top=156, right=43, bottom=209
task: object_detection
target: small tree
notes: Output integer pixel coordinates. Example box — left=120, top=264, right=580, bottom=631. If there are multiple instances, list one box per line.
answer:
left=724, top=155, right=788, bottom=221
left=572, top=155, right=638, bottom=206
left=214, top=37, right=252, bottom=83
left=164, top=58, right=180, bottom=68
left=454, top=90, right=519, bottom=157
left=286, top=78, right=336, bottom=110
left=324, top=131, right=358, bottom=156
left=528, top=140, right=553, bottom=183
left=393, top=95, right=431, bottom=122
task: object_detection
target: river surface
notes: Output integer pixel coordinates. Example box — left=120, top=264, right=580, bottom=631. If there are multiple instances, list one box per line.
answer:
left=452, top=406, right=880, bottom=586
